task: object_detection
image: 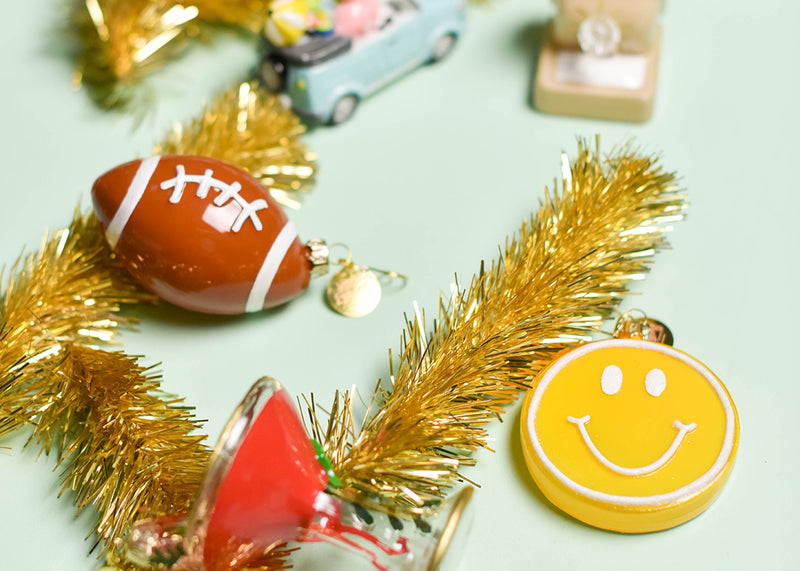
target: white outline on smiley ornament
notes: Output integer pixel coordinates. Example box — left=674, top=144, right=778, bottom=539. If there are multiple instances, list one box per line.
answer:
left=526, top=338, right=736, bottom=507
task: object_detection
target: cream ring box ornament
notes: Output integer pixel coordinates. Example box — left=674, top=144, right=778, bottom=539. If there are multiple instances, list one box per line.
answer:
left=533, top=0, right=663, bottom=122
left=520, top=318, right=739, bottom=533
left=92, top=155, right=329, bottom=314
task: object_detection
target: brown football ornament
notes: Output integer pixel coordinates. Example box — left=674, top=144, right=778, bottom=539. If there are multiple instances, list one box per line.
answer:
left=92, top=155, right=317, bottom=314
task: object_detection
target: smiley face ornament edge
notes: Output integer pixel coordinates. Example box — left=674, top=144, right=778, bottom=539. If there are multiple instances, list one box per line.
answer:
left=520, top=335, right=740, bottom=533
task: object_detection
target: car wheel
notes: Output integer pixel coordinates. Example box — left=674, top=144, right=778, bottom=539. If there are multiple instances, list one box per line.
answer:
left=260, top=57, right=286, bottom=93
left=330, top=95, right=358, bottom=125
left=431, top=33, right=457, bottom=63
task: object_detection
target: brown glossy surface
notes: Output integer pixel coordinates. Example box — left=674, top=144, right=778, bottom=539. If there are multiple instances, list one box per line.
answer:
left=92, top=155, right=311, bottom=314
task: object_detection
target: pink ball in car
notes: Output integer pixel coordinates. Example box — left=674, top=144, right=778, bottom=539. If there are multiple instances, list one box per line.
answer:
left=334, top=0, right=380, bottom=38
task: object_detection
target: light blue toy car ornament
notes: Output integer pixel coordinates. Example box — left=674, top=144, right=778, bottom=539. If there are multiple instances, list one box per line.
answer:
left=259, top=0, right=467, bottom=125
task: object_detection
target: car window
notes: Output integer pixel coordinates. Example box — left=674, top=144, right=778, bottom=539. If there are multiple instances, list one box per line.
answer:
left=389, top=0, right=420, bottom=14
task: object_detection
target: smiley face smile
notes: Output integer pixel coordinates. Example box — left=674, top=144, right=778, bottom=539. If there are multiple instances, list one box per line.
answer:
left=567, top=415, right=697, bottom=476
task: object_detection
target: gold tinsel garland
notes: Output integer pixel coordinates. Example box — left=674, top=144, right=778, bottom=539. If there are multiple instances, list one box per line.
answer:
left=69, top=0, right=274, bottom=110
left=0, top=142, right=684, bottom=569
left=310, top=141, right=686, bottom=511
left=155, top=81, right=317, bottom=208
left=0, top=212, right=153, bottom=441
left=190, top=0, right=273, bottom=33
left=70, top=0, right=203, bottom=110
left=28, top=346, right=209, bottom=548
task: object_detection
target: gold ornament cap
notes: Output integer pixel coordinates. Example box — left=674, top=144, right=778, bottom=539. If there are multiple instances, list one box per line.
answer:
left=306, top=238, right=330, bottom=277
left=614, top=311, right=674, bottom=346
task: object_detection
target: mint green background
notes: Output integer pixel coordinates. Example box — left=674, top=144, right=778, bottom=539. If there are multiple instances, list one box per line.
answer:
left=1, top=0, right=797, bottom=569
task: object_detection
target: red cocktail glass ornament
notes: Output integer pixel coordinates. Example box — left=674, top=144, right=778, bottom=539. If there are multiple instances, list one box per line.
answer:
left=126, top=378, right=473, bottom=570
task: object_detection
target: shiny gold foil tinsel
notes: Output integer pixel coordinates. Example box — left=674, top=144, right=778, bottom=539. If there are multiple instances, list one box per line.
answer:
left=0, top=211, right=209, bottom=549
left=0, top=211, right=289, bottom=569
left=71, top=0, right=202, bottom=109
left=191, top=0, right=273, bottom=33
left=69, top=0, right=275, bottom=110
left=0, top=211, right=152, bottom=439
left=155, top=81, right=317, bottom=208
left=313, top=141, right=687, bottom=511
left=26, top=347, right=210, bottom=552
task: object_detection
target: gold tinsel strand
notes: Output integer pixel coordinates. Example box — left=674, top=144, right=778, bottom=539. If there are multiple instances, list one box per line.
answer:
left=155, top=81, right=317, bottom=208
left=24, top=347, right=209, bottom=551
left=68, top=0, right=280, bottom=111
left=0, top=212, right=287, bottom=569
left=314, top=141, right=687, bottom=511
left=191, top=0, right=273, bottom=33
left=0, top=211, right=153, bottom=438
left=70, top=0, right=202, bottom=109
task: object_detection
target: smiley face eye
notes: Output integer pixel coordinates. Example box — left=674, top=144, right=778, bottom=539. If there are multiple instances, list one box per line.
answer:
left=601, top=365, right=623, bottom=395
left=645, top=368, right=667, bottom=397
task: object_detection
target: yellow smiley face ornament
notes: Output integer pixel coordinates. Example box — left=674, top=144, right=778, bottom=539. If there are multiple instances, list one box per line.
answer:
left=520, top=318, right=739, bottom=533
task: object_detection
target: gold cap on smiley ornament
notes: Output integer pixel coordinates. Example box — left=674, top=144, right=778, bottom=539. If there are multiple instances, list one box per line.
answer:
left=520, top=315, right=739, bottom=533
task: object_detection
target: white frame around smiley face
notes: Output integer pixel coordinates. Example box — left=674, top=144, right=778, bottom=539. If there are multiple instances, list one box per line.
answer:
left=525, top=338, right=737, bottom=507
